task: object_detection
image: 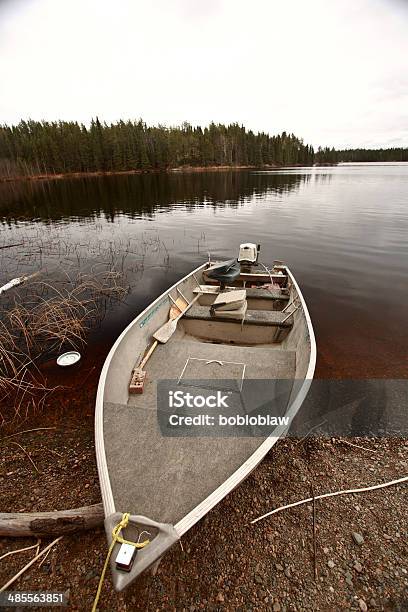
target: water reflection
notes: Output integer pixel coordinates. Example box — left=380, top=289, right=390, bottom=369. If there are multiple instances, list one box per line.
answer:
left=0, top=171, right=313, bottom=222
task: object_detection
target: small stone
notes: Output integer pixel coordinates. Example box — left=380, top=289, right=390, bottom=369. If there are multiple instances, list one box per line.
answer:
left=216, top=593, right=224, bottom=603
left=327, top=559, right=335, bottom=568
left=329, top=586, right=334, bottom=593
left=370, top=598, right=377, bottom=607
left=273, top=602, right=281, bottom=612
left=358, top=599, right=368, bottom=611
left=352, top=532, right=364, bottom=545
left=323, top=547, right=329, bottom=554
left=284, top=567, right=291, bottom=578
left=275, top=563, right=284, bottom=571
left=354, top=561, right=363, bottom=573
left=254, top=574, right=263, bottom=584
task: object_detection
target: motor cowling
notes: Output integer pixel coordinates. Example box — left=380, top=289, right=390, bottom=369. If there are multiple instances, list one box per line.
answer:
left=237, top=243, right=259, bottom=264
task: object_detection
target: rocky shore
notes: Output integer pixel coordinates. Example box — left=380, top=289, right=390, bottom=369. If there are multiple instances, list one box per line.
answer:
left=1, top=428, right=406, bottom=611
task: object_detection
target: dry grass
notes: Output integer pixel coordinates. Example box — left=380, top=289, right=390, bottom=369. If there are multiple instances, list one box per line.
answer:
left=0, top=227, right=173, bottom=425
left=0, top=272, right=128, bottom=424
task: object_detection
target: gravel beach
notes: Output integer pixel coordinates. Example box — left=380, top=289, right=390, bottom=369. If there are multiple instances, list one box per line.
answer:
left=1, top=428, right=406, bottom=611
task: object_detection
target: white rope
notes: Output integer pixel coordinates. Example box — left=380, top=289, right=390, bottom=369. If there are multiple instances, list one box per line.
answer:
left=251, top=475, right=408, bottom=524
left=0, top=541, right=40, bottom=562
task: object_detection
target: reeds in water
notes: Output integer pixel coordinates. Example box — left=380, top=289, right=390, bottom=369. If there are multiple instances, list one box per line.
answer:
left=0, top=272, right=128, bottom=424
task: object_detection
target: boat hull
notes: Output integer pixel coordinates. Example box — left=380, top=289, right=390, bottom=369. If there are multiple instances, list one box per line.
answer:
left=95, top=261, right=316, bottom=590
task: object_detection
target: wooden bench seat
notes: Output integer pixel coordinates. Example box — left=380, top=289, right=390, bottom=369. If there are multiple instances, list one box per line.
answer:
left=184, top=304, right=293, bottom=328
left=245, top=288, right=289, bottom=302
left=194, top=286, right=289, bottom=311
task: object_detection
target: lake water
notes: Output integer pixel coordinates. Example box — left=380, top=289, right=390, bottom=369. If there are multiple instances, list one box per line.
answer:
left=1, top=163, right=407, bottom=378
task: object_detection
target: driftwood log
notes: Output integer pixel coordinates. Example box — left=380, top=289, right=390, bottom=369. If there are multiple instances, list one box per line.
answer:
left=0, top=504, right=104, bottom=537
left=0, top=271, right=40, bottom=296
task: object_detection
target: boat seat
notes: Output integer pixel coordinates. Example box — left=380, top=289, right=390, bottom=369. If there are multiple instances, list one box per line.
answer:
left=245, top=288, right=289, bottom=302
left=195, top=285, right=288, bottom=300
left=194, top=286, right=289, bottom=302
left=184, top=304, right=293, bottom=328
left=211, top=289, right=246, bottom=312
left=210, top=301, right=248, bottom=321
left=205, top=259, right=241, bottom=287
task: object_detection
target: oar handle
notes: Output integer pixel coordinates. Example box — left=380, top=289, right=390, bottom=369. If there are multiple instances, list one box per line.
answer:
left=139, top=340, right=158, bottom=369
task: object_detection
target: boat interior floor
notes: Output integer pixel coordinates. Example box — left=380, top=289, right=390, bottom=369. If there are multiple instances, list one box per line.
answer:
left=103, top=331, right=296, bottom=524
left=104, top=399, right=268, bottom=524
left=128, top=332, right=295, bottom=408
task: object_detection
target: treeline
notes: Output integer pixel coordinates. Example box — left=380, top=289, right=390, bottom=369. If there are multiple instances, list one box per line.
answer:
left=0, top=119, right=315, bottom=177
left=1, top=119, right=407, bottom=178
left=312, top=145, right=408, bottom=164
left=336, top=148, right=408, bottom=163
left=314, top=147, right=339, bottom=164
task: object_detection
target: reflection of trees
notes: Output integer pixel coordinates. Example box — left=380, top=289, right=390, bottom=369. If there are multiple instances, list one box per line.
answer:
left=0, top=171, right=310, bottom=223
left=313, top=173, right=332, bottom=184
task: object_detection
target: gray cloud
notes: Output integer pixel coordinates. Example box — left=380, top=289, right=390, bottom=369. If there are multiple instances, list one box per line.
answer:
left=0, top=0, right=407, bottom=149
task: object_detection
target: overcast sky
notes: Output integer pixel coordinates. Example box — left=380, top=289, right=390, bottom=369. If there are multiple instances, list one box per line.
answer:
left=0, top=0, right=407, bottom=149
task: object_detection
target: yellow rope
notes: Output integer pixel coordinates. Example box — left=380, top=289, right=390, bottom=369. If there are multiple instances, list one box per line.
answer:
left=92, top=513, right=150, bottom=612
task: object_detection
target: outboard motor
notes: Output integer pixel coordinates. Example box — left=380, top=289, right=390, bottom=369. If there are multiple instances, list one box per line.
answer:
left=237, top=243, right=260, bottom=265
left=205, top=243, right=260, bottom=288
left=237, top=242, right=260, bottom=274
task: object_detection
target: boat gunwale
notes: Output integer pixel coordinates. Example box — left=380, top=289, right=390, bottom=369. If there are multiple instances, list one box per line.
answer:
left=95, top=263, right=316, bottom=534
left=95, top=262, right=208, bottom=517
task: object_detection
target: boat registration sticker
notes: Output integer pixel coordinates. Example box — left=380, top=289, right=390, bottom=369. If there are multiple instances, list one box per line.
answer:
left=139, top=298, right=167, bottom=328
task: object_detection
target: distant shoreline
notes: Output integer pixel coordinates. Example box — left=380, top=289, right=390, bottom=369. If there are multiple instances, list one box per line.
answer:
left=0, top=163, right=322, bottom=184
left=4, top=161, right=408, bottom=185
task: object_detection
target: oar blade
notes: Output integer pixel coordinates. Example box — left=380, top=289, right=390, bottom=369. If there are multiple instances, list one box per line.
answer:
left=153, top=318, right=177, bottom=344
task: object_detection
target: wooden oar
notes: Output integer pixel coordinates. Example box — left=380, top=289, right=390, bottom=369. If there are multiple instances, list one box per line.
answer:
left=129, top=294, right=194, bottom=394
left=153, top=294, right=199, bottom=344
